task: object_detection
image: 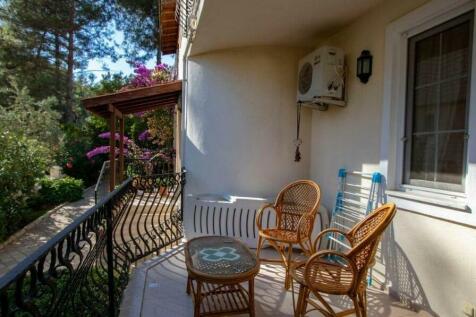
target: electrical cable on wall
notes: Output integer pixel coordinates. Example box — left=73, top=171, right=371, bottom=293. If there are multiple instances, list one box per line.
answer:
left=294, top=102, right=302, bottom=162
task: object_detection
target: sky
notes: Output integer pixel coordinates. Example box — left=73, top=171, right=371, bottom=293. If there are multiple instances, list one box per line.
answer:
left=82, top=29, right=175, bottom=81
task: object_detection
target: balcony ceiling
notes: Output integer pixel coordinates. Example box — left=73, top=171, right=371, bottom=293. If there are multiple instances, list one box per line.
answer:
left=190, top=0, right=383, bottom=56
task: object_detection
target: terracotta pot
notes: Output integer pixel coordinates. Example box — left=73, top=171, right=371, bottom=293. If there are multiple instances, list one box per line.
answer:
left=159, top=186, right=168, bottom=196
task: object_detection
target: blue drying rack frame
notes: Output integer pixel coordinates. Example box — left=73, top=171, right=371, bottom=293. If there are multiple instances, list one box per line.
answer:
left=327, top=168, right=384, bottom=285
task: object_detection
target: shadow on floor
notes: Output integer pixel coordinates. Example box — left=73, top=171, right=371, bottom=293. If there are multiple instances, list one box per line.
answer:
left=121, top=245, right=437, bottom=317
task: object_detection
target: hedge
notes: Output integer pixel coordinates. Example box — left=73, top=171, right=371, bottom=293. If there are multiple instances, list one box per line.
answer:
left=37, top=177, right=84, bottom=205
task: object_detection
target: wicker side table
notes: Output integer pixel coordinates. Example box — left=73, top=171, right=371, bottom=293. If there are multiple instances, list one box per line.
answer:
left=185, top=236, right=260, bottom=317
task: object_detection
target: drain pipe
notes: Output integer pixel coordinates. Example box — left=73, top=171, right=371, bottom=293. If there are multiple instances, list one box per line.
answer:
left=180, top=38, right=192, bottom=175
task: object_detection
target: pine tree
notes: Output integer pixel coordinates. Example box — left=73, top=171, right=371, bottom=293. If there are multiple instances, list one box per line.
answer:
left=0, top=0, right=117, bottom=122
left=114, top=0, right=161, bottom=64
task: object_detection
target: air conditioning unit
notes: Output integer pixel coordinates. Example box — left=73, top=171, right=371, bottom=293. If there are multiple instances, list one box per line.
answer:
left=297, top=46, right=345, bottom=109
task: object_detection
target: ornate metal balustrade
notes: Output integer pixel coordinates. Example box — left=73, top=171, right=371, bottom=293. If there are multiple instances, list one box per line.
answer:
left=0, top=171, right=186, bottom=317
left=95, top=159, right=176, bottom=204
left=176, top=0, right=197, bottom=37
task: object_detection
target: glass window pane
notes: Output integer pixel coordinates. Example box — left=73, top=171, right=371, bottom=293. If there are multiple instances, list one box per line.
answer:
left=405, top=12, right=471, bottom=191
left=410, top=135, right=435, bottom=181
left=439, top=78, right=468, bottom=130
left=413, top=86, right=437, bottom=132
left=436, top=132, right=465, bottom=184
left=441, top=22, right=470, bottom=79
left=415, top=34, right=440, bottom=86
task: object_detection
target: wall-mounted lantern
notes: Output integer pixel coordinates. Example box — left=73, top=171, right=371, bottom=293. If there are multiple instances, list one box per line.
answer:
left=357, top=50, right=372, bottom=83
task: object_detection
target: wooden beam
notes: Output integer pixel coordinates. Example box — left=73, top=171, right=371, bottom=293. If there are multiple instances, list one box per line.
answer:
left=109, top=110, right=116, bottom=192
left=113, top=92, right=179, bottom=107
left=121, top=101, right=178, bottom=114
left=161, top=21, right=178, bottom=28
left=82, top=81, right=182, bottom=118
left=119, top=117, right=125, bottom=183
left=162, top=48, right=178, bottom=55
left=116, top=95, right=179, bottom=110
left=160, top=33, right=179, bottom=40
left=160, top=11, right=176, bottom=20
left=82, top=81, right=182, bottom=109
left=86, top=97, right=179, bottom=118
left=108, top=104, right=123, bottom=119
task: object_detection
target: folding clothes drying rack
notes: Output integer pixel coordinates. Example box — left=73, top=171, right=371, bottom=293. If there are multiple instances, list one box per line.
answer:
left=327, top=168, right=384, bottom=285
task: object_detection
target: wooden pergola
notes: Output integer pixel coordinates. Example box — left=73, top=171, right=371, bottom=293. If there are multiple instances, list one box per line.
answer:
left=81, top=80, right=182, bottom=191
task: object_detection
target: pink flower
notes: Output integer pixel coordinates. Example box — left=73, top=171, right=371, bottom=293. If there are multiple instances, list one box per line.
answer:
left=138, top=130, right=151, bottom=141
left=98, top=132, right=130, bottom=143
left=140, top=151, right=153, bottom=160
left=86, top=146, right=128, bottom=160
left=155, top=63, right=167, bottom=71
left=86, top=146, right=109, bottom=159
left=123, top=62, right=172, bottom=89
left=133, top=111, right=147, bottom=118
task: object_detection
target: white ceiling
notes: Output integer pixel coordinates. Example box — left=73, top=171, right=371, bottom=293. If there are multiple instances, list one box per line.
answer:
left=190, top=0, right=384, bottom=55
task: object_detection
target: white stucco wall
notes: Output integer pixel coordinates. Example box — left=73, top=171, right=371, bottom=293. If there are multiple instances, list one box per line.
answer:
left=309, top=0, right=476, bottom=316
left=309, top=0, right=429, bottom=209
left=183, top=47, right=311, bottom=198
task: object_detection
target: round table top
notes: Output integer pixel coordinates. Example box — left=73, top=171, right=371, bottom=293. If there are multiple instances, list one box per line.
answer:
left=185, top=236, right=260, bottom=282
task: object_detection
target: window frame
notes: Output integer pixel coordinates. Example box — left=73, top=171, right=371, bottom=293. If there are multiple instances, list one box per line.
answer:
left=403, top=11, right=473, bottom=192
left=381, top=0, right=476, bottom=227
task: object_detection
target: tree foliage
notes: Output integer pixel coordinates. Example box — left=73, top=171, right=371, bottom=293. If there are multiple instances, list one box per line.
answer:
left=90, top=72, right=130, bottom=95
left=0, top=80, right=61, bottom=147
left=0, top=0, right=117, bottom=122
left=114, top=0, right=160, bottom=63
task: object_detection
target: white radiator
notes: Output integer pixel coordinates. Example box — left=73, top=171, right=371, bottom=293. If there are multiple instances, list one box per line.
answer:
left=183, top=194, right=329, bottom=248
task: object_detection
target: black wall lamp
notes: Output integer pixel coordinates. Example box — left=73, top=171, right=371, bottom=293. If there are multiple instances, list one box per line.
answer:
left=357, top=50, right=372, bottom=83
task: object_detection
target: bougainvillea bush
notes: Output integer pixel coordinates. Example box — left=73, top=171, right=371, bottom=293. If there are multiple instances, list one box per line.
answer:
left=84, top=63, right=176, bottom=175
left=126, top=63, right=173, bottom=89
left=58, top=116, right=108, bottom=186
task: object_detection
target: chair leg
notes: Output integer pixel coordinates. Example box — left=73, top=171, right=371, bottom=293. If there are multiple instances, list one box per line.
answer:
left=284, top=243, right=293, bottom=289
left=298, top=286, right=310, bottom=317
left=352, top=295, right=362, bottom=317
left=257, top=237, right=296, bottom=289
left=309, top=291, right=334, bottom=317
left=294, top=284, right=303, bottom=317
left=256, top=235, right=264, bottom=259
left=186, top=275, right=191, bottom=295
left=358, top=289, right=367, bottom=317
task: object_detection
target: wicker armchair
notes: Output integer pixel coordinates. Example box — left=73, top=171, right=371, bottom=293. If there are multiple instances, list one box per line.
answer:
left=291, top=203, right=397, bottom=317
left=256, top=180, right=321, bottom=289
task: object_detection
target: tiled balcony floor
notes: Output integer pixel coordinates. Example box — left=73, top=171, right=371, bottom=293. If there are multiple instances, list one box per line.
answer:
left=120, top=244, right=433, bottom=317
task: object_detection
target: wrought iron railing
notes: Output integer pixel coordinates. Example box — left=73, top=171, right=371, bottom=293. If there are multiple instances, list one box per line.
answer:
left=126, top=158, right=175, bottom=178
left=176, top=0, right=197, bottom=37
left=94, top=159, right=175, bottom=205
left=94, top=159, right=113, bottom=205
left=0, top=171, right=186, bottom=317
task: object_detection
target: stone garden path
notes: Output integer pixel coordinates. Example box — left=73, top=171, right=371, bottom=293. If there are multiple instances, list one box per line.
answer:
left=0, top=186, right=96, bottom=278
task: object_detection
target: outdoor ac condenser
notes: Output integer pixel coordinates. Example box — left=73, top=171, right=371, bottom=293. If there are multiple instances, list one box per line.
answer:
left=297, top=46, right=345, bottom=108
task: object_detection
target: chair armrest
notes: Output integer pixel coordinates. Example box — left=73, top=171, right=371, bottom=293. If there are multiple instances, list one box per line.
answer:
left=256, top=203, right=277, bottom=231
left=313, top=228, right=351, bottom=253
left=303, top=250, right=357, bottom=291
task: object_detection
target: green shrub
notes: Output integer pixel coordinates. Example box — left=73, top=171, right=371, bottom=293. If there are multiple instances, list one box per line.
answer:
left=0, top=131, right=50, bottom=241
left=37, top=177, right=84, bottom=205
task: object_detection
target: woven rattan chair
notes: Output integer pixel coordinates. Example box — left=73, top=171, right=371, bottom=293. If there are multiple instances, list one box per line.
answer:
left=291, top=203, right=396, bottom=317
left=256, top=180, right=321, bottom=289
